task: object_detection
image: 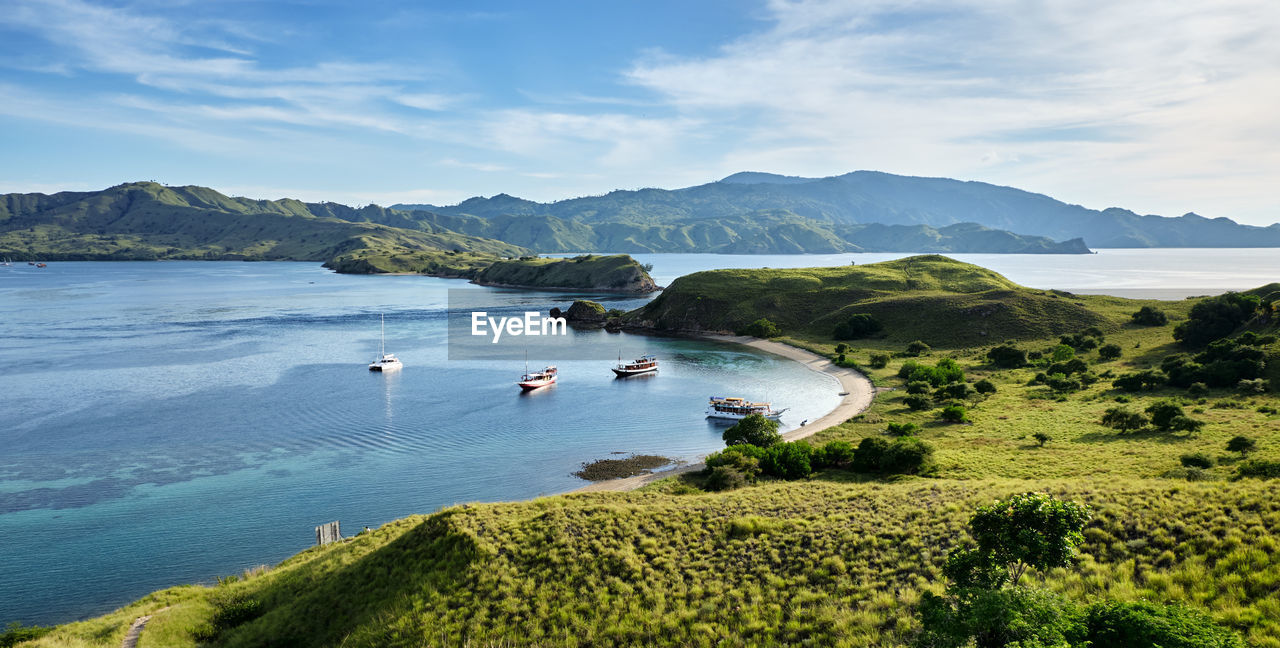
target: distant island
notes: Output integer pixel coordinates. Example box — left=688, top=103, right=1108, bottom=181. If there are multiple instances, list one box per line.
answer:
left=395, top=170, right=1280, bottom=250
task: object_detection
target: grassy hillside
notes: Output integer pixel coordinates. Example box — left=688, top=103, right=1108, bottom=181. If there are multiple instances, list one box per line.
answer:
left=473, top=254, right=658, bottom=292
left=15, top=258, right=1280, bottom=648
left=0, top=183, right=526, bottom=269
left=626, top=255, right=1152, bottom=346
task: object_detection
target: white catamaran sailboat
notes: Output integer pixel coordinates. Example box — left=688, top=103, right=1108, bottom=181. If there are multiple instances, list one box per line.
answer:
left=368, top=314, right=402, bottom=372
left=705, top=396, right=788, bottom=421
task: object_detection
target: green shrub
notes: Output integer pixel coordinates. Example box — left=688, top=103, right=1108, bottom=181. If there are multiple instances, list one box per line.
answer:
left=1131, top=305, right=1169, bottom=326
left=1146, top=400, right=1202, bottom=432
left=1113, top=369, right=1167, bottom=391
left=1098, top=343, right=1122, bottom=360
left=937, top=382, right=976, bottom=400
left=906, top=380, right=932, bottom=395
left=703, top=446, right=763, bottom=480
left=1051, top=343, right=1077, bottom=362
left=905, top=340, right=931, bottom=356
left=1174, top=292, right=1260, bottom=347
left=1235, top=459, right=1280, bottom=479
left=1046, top=372, right=1083, bottom=393
left=974, top=379, right=997, bottom=394
left=986, top=344, right=1028, bottom=368
left=722, top=414, right=781, bottom=448
left=1226, top=435, right=1257, bottom=456
left=1084, top=600, right=1245, bottom=648
left=938, top=404, right=969, bottom=423
left=1187, top=382, right=1209, bottom=396
left=704, top=466, right=747, bottom=491
left=903, top=394, right=931, bottom=411
left=1180, top=452, right=1214, bottom=469
left=1238, top=378, right=1269, bottom=393
left=833, top=313, right=883, bottom=340
left=1101, top=407, right=1148, bottom=433
left=812, top=440, right=854, bottom=468
left=852, top=436, right=933, bottom=475
left=868, top=353, right=889, bottom=369
left=1, top=622, right=51, bottom=648
left=760, top=441, right=814, bottom=480
left=738, top=318, right=780, bottom=338
left=886, top=422, right=919, bottom=436
left=917, top=586, right=1084, bottom=648
left=1033, top=432, right=1051, bottom=447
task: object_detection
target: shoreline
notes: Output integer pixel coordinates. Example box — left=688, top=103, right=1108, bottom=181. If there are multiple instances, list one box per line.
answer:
left=572, top=334, right=876, bottom=493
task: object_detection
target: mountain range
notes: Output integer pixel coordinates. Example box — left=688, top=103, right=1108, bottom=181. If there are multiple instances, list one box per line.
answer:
left=396, top=170, right=1280, bottom=249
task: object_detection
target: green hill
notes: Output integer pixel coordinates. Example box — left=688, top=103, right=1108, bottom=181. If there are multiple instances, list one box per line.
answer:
left=474, top=254, right=659, bottom=292
left=396, top=170, right=1280, bottom=249
left=625, top=255, right=1141, bottom=346
left=0, top=182, right=526, bottom=269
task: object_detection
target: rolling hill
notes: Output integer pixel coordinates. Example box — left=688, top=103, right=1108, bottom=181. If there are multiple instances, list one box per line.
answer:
left=0, top=182, right=526, bottom=266
left=395, top=170, right=1280, bottom=249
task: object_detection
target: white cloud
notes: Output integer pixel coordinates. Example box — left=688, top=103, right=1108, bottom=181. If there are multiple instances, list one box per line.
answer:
left=625, top=0, right=1280, bottom=223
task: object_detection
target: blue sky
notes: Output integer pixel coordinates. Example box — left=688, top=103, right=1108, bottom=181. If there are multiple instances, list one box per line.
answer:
left=1, top=0, right=1277, bottom=225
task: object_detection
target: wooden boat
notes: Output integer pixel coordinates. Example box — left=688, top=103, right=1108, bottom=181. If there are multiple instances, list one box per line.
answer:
left=705, top=396, right=787, bottom=421
left=518, top=365, right=558, bottom=390
left=612, top=354, right=658, bottom=377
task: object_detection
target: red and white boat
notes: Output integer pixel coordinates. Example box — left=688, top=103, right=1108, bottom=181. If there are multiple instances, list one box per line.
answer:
left=518, top=365, right=558, bottom=390
left=706, top=396, right=787, bottom=421
left=612, top=354, right=658, bottom=377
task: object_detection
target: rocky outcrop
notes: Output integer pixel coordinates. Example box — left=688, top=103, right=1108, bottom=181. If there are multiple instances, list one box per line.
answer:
left=472, top=254, right=659, bottom=293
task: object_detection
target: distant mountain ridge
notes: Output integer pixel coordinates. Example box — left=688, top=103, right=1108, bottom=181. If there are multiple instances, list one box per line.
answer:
left=395, top=170, right=1280, bottom=249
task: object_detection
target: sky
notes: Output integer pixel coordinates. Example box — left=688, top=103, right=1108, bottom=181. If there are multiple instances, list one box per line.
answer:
left=1, top=0, right=1277, bottom=225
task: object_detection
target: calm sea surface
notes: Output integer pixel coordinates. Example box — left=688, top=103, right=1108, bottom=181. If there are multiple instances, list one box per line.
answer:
left=1, top=249, right=1277, bottom=625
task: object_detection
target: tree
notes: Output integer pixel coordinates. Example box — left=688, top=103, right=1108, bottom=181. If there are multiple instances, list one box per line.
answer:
left=974, top=379, right=997, bottom=394
left=869, top=353, right=889, bottom=369
left=1098, top=343, right=1122, bottom=361
left=739, top=318, right=780, bottom=338
left=1145, top=400, right=1201, bottom=432
left=722, top=414, right=781, bottom=447
left=903, top=394, right=931, bottom=411
left=1050, top=344, right=1076, bottom=362
left=938, top=404, right=969, bottom=423
left=906, top=380, right=932, bottom=394
left=1045, top=372, right=1083, bottom=393
left=834, top=343, right=849, bottom=355
left=1174, top=292, right=1260, bottom=347
left=1033, top=432, right=1051, bottom=447
left=1131, top=306, right=1169, bottom=326
left=905, top=340, right=931, bottom=356
left=986, top=345, right=1027, bottom=368
left=968, top=492, right=1091, bottom=586
left=833, top=313, right=883, bottom=340
left=1226, top=435, right=1257, bottom=457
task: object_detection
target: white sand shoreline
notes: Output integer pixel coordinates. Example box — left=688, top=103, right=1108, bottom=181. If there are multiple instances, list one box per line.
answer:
left=572, top=335, right=876, bottom=493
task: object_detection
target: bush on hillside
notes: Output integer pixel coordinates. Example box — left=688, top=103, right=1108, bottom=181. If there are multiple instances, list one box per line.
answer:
left=1235, top=459, right=1280, bottom=480
left=1180, top=452, right=1214, bottom=469
left=1, top=623, right=51, bottom=648
left=905, top=340, right=931, bottom=356
left=1061, top=332, right=1102, bottom=352
left=903, top=395, right=931, bottom=411
left=1174, top=292, right=1260, bottom=347
left=938, top=404, right=969, bottom=423
left=1084, top=600, right=1245, bottom=648
left=886, top=422, right=919, bottom=436
left=811, top=440, right=854, bottom=468
left=703, top=446, right=763, bottom=480
left=1045, top=373, right=1083, bottom=393
left=738, top=318, right=780, bottom=338
left=1101, top=407, right=1148, bottom=433
left=1238, top=378, right=1269, bottom=393
left=905, top=380, right=932, bottom=395
left=974, top=379, right=997, bottom=394
left=1098, top=343, right=1122, bottom=361
left=833, top=313, right=883, bottom=340
left=1050, top=344, right=1077, bottom=362
left=986, top=344, right=1028, bottom=368
left=704, top=465, right=747, bottom=491
left=1131, top=306, right=1169, bottom=326
left=1113, top=369, right=1167, bottom=392
left=722, top=414, right=782, bottom=447
left=868, top=353, right=889, bottom=369
left=1226, top=435, right=1257, bottom=456
left=899, top=358, right=965, bottom=386
left=1145, top=400, right=1204, bottom=433
left=760, top=441, right=813, bottom=480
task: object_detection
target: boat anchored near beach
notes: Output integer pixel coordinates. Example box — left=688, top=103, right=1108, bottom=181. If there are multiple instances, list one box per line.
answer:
left=612, top=354, right=658, bottom=377
left=368, top=314, right=402, bottom=372
left=706, top=396, right=787, bottom=421
left=518, top=364, right=558, bottom=390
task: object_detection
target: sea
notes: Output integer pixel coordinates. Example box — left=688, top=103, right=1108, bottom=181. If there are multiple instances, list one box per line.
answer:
left=2, top=248, right=1278, bottom=625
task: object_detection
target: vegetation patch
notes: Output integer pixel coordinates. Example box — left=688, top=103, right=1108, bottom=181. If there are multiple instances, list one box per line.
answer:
left=572, top=455, right=673, bottom=481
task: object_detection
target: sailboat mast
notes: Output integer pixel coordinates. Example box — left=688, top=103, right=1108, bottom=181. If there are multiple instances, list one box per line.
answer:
left=380, top=314, right=386, bottom=356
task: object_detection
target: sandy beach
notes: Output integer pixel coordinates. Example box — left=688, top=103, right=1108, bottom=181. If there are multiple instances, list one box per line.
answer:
left=573, top=335, right=876, bottom=493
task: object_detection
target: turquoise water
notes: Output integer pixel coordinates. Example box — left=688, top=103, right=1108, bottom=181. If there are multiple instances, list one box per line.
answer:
left=0, top=262, right=841, bottom=625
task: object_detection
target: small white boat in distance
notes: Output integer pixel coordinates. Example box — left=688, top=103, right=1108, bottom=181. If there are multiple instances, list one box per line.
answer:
left=368, top=314, right=402, bottom=372
left=706, top=396, right=787, bottom=421
left=518, top=365, right=557, bottom=390
left=612, top=354, right=658, bottom=377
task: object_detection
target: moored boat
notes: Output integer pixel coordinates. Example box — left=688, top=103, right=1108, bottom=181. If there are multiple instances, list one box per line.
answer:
left=612, top=354, right=658, bottom=377
left=518, top=365, right=558, bottom=390
left=368, top=314, right=402, bottom=372
left=705, top=396, right=787, bottom=421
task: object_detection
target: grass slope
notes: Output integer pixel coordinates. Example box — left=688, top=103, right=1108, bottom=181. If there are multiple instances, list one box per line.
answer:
left=626, top=254, right=1151, bottom=346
